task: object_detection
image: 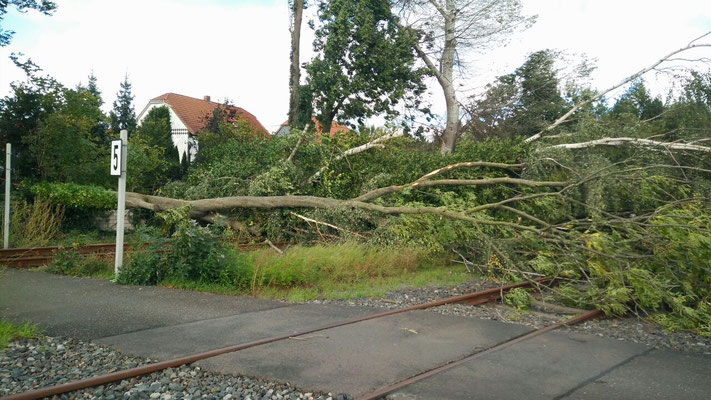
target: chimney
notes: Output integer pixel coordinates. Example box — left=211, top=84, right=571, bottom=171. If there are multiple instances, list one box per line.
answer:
left=203, top=95, right=211, bottom=102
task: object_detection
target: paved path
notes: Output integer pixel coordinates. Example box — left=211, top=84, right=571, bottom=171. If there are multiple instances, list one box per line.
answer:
left=1, top=269, right=709, bottom=399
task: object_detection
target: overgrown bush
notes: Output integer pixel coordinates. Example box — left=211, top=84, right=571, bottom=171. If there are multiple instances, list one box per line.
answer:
left=116, top=245, right=163, bottom=285
left=117, top=216, right=232, bottom=285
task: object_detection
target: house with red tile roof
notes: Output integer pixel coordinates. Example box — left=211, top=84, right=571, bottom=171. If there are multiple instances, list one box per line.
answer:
left=275, top=118, right=351, bottom=138
left=136, top=93, right=267, bottom=162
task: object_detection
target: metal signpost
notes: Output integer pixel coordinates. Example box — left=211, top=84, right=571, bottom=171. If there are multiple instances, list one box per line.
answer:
left=4, top=143, right=11, bottom=249
left=112, top=130, right=127, bottom=274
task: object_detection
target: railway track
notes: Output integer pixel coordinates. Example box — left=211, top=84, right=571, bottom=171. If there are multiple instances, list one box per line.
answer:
left=0, top=242, right=283, bottom=268
left=2, top=278, right=602, bottom=400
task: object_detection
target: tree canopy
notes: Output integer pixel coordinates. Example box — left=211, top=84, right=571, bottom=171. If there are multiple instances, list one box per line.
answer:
left=109, top=74, right=137, bottom=135
left=304, top=0, right=427, bottom=134
left=0, top=0, right=56, bottom=46
left=397, top=0, right=535, bottom=153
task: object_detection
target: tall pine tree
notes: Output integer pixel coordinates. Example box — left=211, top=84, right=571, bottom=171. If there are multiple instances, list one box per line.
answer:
left=110, top=74, right=137, bottom=135
left=78, top=71, right=108, bottom=144
left=86, top=71, right=102, bottom=106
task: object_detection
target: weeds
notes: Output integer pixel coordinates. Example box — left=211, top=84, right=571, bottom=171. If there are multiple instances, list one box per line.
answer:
left=2, top=199, right=64, bottom=248
left=0, top=321, right=42, bottom=350
left=49, top=248, right=113, bottom=278
left=504, top=288, right=532, bottom=311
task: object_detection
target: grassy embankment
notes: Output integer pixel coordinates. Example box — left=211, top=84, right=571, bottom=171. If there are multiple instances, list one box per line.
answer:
left=45, top=242, right=473, bottom=302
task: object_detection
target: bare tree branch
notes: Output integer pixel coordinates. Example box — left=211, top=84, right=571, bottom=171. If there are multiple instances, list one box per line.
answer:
left=355, top=177, right=567, bottom=202
left=525, top=31, right=711, bottom=143
left=414, top=161, right=523, bottom=182
left=291, top=212, right=366, bottom=238
left=543, top=137, right=711, bottom=153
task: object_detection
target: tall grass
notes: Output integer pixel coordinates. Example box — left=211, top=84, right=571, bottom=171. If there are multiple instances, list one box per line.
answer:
left=2, top=199, right=64, bottom=247
left=226, top=242, right=429, bottom=294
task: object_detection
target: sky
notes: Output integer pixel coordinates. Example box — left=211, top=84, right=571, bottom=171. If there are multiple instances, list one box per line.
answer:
left=0, top=0, right=710, bottom=133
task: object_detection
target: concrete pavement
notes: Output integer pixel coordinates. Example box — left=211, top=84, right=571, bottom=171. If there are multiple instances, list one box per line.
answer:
left=1, top=269, right=709, bottom=399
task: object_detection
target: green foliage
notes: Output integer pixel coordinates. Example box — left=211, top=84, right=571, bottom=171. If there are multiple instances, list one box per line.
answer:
left=118, top=218, right=231, bottom=285
left=127, top=106, right=183, bottom=193
left=305, top=0, right=426, bottom=132
left=109, top=74, right=137, bottom=134
left=117, top=245, right=163, bottom=285
left=29, top=181, right=115, bottom=210
left=162, top=220, right=231, bottom=282
left=0, top=0, right=56, bottom=46
left=611, top=80, right=664, bottom=120
left=49, top=247, right=113, bottom=278
left=0, top=321, right=42, bottom=350
left=467, top=49, right=571, bottom=138
left=0, top=61, right=110, bottom=184
left=504, top=288, right=532, bottom=311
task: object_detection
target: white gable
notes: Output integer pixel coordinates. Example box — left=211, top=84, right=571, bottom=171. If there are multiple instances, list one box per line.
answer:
left=136, top=101, right=197, bottom=163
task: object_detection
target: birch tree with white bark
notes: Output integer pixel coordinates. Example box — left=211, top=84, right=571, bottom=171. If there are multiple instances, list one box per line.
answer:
left=397, top=0, right=535, bottom=154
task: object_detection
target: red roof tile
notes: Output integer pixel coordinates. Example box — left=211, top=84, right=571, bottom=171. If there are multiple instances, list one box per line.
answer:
left=150, top=93, right=267, bottom=136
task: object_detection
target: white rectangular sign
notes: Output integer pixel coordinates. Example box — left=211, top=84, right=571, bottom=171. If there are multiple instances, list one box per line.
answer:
left=110, top=139, right=122, bottom=176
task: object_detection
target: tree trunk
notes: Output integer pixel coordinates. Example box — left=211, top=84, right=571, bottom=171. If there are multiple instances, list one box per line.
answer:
left=288, top=0, right=304, bottom=129
left=438, top=0, right=459, bottom=155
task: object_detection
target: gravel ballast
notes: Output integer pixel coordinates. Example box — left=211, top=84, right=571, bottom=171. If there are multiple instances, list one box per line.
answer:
left=0, top=337, right=350, bottom=400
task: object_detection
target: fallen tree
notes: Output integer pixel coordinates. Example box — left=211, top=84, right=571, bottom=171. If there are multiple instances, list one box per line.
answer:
left=126, top=160, right=565, bottom=233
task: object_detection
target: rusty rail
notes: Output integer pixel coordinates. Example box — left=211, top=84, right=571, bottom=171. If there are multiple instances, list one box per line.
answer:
left=1, top=279, right=545, bottom=400
left=0, top=242, right=285, bottom=268
left=356, top=309, right=603, bottom=400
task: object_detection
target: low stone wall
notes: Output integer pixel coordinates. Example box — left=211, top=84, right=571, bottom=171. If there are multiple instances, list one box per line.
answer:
left=96, top=210, right=134, bottom=232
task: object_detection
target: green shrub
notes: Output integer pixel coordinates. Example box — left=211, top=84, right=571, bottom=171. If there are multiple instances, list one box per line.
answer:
left=117, top=246, right=163, bottom=285
left=117, top=219, right=232, bottom=285
left=49, top=248, right=82, bottom=275
left=30, top=182, right=115, bottom=210
left=162, top=220, right=230, bottom=282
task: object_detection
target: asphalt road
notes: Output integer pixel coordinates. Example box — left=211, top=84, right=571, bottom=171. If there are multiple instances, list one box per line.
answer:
left=2, top=269, right=709, bottom=399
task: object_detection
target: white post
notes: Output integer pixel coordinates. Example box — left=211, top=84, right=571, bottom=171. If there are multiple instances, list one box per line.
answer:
left=3, top=143, right=10, bottom=249
left=114, top=130, right=128, bottom=274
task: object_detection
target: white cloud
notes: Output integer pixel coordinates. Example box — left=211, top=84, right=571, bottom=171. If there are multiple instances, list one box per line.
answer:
left=1, top=0, right=709, bottom=132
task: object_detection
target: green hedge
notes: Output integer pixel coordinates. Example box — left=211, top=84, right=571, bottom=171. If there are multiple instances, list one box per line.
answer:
left=30, top=182, right=115, bottom=210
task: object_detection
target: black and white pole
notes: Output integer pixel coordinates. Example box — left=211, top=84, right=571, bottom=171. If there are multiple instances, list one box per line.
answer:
left=111, top=130, right=128, bottom=274
left=3, top=143, right=10, bottom=249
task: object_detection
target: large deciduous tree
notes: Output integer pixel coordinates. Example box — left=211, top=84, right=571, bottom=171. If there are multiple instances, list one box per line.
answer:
left=0, top=0, right=56, bottom=46
left=305, top=0, right=427, bottom=134
left=288, top=0, right=306, bottom=130
left=109, top=74, right=137, bottom=135
left=397, top=0, right=535, bottom=153
left=0, top=58, right=109, bottom=184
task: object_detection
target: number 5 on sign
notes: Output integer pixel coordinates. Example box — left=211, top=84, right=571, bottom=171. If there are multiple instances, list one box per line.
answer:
left=110, top=139, right=122, bottom=176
